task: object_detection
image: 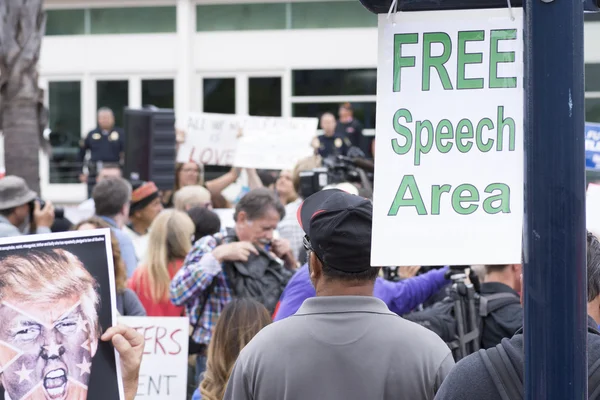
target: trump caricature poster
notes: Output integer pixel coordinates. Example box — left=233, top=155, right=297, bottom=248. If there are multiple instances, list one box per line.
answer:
left=0, top=229, right=124, bottom=400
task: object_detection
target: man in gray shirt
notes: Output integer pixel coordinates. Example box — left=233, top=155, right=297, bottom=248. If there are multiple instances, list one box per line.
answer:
left=224, top=188, right=454, bottom=400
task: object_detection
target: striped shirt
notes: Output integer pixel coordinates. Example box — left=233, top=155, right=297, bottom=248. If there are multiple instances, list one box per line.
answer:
left=169, top=228, right=233, bottom=345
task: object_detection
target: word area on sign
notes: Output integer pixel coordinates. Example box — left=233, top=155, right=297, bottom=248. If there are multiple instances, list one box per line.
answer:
left=393, top=29, right=518, bottom=92
left=388, top=175, right=510, bottom=216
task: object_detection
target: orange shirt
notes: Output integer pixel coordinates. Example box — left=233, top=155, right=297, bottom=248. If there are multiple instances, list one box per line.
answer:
left=128, top=259, right=185, bottom=317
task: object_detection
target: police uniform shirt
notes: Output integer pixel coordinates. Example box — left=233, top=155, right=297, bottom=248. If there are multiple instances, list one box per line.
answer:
left=316, top=134, right=351, bottom=158
left=78, top=127, right=124, bottom=166
left=335, top=119, right=364, bottom=148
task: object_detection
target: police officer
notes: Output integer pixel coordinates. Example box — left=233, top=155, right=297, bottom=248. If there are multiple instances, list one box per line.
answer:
left=313, top=112, right=351, bottom=159
left=78, top=107, right=125, bottom=197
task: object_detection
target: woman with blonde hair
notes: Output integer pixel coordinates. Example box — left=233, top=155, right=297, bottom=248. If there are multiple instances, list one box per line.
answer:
left=192, top=298, right=271, bottom=400
left=128, top=209, right=195, bottom=316
left=75, top=217, right=146, bottom=316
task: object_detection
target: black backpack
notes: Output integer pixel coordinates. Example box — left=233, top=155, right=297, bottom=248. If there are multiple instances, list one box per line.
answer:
left=221, top=228, right=293, bottom=314
left=405, top=291, right=520, bottom=360
left=480, top=325, right=600, bottom=400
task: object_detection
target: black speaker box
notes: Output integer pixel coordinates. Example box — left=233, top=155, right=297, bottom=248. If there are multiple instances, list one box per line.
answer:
left=123, top=108, right=176, bottom=191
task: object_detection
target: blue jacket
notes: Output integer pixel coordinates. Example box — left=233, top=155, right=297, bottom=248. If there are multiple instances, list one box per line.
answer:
left=273, top=265, right=450, bottom=321
left=99, top=216, right=138, bottom=278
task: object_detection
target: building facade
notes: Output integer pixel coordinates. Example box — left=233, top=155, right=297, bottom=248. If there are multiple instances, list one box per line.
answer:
left=33, top=0, right=600, bottom=203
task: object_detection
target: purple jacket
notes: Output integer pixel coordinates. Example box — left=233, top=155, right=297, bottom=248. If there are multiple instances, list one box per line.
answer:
left=273, top=265, right=450, bottom=321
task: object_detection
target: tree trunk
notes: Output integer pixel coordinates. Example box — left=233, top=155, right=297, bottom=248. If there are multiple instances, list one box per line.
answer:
left=0, top=1, right=47, bottom=194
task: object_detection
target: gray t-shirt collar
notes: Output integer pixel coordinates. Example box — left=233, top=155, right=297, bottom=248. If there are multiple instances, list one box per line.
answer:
left=295, top=296, right=394, bottom=316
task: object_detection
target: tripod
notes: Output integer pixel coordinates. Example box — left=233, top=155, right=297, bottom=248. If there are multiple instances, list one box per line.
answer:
left=448, top=271, right=482, bottom=361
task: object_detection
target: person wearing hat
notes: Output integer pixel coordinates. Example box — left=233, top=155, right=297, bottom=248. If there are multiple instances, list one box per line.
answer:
left=124, top=181, right=163, bottom=260
left=224, top=189, right=454, bottom=400
left=0, top=176, right=55, bottom=238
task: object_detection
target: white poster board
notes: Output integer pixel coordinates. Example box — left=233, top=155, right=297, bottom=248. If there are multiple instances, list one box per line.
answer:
left=234, top=128, right=316, bottom=170
left=371, top=9, right=524, bottom=266
left=177, top=113, right=318, bottom=168
left=119, top=316, right=189, bottom=400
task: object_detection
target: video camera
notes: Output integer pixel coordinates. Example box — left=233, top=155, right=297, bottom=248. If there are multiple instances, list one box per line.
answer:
left=298, top=147, right=374, bottom=199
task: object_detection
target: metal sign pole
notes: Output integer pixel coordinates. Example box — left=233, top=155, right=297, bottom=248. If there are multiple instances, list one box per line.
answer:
left=359, top=0, right=598, bottom=397
left=523, top=0, right=587, bottom=398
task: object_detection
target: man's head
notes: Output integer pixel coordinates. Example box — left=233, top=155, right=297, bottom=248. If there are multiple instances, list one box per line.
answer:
left=297, top=189, right=379, bottom=295
left=96, top=164, right=122, bottom=183
left=234, top=188, right=285, bottom=246
left=0, top=176, right=38, bottom=227
left=92, top=177, right=132, bottom=221
left=320, top=112, right=336, bottom=137
left=484, top=264, right=522, bottom=292
left=0, top=249, right=100, bottom=400
left=338, top=102, right=353, bottom=121
left=587, top=232, right=600, bottom=324
left=97, top=107, right=115, bottom=131
left=129, top=181, right=163, bottom=226
left=173, top=185, right=212, bottom=211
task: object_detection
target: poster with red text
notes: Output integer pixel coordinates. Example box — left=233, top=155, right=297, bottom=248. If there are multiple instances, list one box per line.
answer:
left=119, top=317, right=189, bottom=400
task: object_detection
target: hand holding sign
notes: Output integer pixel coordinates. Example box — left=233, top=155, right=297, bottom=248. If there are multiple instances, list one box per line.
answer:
left=102, top=325, right=145, bottom=400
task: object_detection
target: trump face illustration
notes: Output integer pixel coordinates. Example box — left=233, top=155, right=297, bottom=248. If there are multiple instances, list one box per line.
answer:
left=0, top=249, right=100, bottom=400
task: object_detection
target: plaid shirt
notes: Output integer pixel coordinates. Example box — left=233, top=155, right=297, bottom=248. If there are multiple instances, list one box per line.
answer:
left=170, top=228, right=233, bottom=345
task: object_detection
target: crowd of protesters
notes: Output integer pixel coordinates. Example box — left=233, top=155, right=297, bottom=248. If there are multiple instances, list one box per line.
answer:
left=1, top=102, right=597, bottom=400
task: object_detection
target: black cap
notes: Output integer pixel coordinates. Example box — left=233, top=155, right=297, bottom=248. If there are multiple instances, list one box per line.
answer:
left=297, top=189, right=372, bottom=273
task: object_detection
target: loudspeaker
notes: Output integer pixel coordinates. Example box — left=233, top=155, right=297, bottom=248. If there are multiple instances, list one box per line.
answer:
left=123, top=108, right=176, bottom=191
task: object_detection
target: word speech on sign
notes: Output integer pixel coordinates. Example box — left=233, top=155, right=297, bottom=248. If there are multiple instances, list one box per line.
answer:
left=177, top=113, right=318, bottom=167
left=371, top=8, right=524, bottom=266
left=119, top=316, right=189, bottom=400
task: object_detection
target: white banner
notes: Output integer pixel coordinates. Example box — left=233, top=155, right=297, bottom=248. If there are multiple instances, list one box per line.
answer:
left=234, top=128, right=316, bottom=170
left=119, top=316, right=189, bottom=400
left=371, top=9, right=524, bottom=266
left=177, top=113, right=318, bottom=168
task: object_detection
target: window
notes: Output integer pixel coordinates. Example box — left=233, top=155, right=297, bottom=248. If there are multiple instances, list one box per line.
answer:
left=293, top=69, right=377, bottom=96
left=90, top=7, right=177, bottom=34
left=195, top=1, right=376, bottom=31
left=586, top=64, right=600, bottom=92
left=196, top=3, right=286, bottom=31
left=97, top=81, right=129, bottom=128
left=293, top=102, right=376, bottom=129
left=290, top=1, right=377, bottom=29
left=203, top=78, right=236, bottom=114
left=587, top=98, right=600, bottom=122
left=142, top=79, right=174, bottom=109
left=45, top=9, right=85, bottom=36
left=249, top=77, right=282, bottom=116
left=48, top=81, right=82, bottom=184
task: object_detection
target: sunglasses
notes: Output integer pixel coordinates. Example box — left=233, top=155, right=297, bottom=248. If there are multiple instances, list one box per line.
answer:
left=302, top=235, right=313, bottom=253
left=303, top=235, right=325, bottom=264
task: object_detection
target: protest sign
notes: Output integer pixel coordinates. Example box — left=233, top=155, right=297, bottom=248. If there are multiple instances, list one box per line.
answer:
left=371, top=9, right=524, bottom=266
left=586, top=122, right=600, bottom=170
left=0, top=229, right=124, bottom=400
left=177, top=113, right=318, bottom=167
left=119, top=317, right=189, bottom=400
left=234, top=128, right=316, bottom=170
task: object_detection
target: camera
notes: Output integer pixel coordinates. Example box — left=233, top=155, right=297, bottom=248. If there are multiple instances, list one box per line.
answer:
left=35, top=197, right=64, bottom=219
left=298, top=153, right=374, bottom=199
